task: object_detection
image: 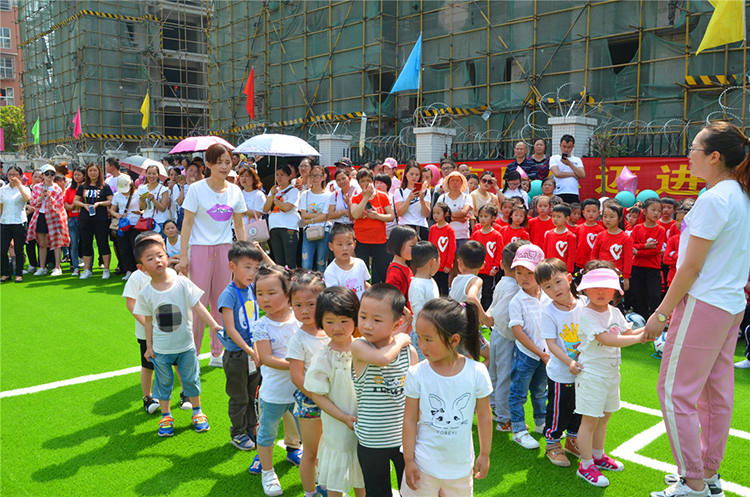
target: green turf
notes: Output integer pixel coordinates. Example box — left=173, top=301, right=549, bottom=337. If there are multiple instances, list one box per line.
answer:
left=2, top=259, right=749, bottom=496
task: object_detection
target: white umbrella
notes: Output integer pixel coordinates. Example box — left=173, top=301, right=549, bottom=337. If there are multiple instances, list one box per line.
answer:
left=234, top=133, right=320, bottom=157
left=120, top=155, right=168, bottom=180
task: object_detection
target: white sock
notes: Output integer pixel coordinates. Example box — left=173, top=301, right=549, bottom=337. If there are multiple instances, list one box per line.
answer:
left=581, top=458, right=594, bottom=468
left=592, top=449, right=604, bottom=459
left=262, top=469, right=275, bottom=476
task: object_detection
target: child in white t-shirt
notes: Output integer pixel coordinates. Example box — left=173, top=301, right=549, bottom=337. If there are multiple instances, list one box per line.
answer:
left=574, top=264, right=644, bottom=488
left=324, top=224, right=370, bottom=299
left=407, top=241, right=440, bottom=362
left=403, top=298, right=493, bottom=496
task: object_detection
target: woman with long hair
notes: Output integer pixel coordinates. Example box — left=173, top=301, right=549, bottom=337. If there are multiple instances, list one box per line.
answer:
left=73, top=163, right=113, bottom=279
left=26, top=164, right=70, bottom=276
left=646, top=122, right=750, bottom=497
left=63, top=166, right=85, bottom=276
left=179, top=143, right=248, bottom=366
left=394, top=160, right=430, bottom=240
left=0, top=165, right=31, bottom=282
left=137, top=164, right=170, bottom=234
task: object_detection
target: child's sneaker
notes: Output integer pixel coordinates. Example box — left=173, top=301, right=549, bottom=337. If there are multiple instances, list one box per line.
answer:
left=664, top=474, right=723, bottom=497
left=286, top=448, right=303, bottom=466
left=192, top=413, right=210, bottom=432
left=512, top=430, right=540, bottom=450
left=534, top=423, right=546, bottom=434
left=208, top=353, right=223, bottom=367
left=261, top=469, right=283, bottom=496
left=594, top=453, right=624, bottom=471
left=651, top=479, right=710, bottom=497
left=143, top=395, right=159, bottom=414
left=180, top=392, right=192, bottom=410
left=316, top=485, right=328, bottom=497
left=496, top=420, right=512, bottom=432
left=158, top=416, right=174, bottom=437
left=564, top=436, right=581, bottom=458
left=545, top=442, right=570, bottom=467
left=231, top=434, right=256, bottom=451
left=577, top=462, right=610, bottom=487
left=248, top=454, right=262, bottom=475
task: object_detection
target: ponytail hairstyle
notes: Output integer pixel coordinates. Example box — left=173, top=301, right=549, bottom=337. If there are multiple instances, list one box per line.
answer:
left=254, top=265, right=292, bottom=299
left=289, top=269, right=326, bottom=301
left=699, top=121, right=750, bottom=195
left=418, top=297, right=481, bottom=361
left=603, top=201, right=626, bottom=230
left=433, top=201, right=452, bottom=223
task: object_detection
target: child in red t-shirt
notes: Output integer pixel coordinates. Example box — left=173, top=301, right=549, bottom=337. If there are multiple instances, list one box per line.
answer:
left=385, top=225, right=418, bottom=303
left=630, top=198, right=666, bottom=318
left=662, top=202, right=691, bottom=289
left=575, top=198, right=606, bottom=271
left=470, top=203, right=503, bottom=310
left=542, top=204, right=577, bottom=273
left=568, top=202, right=582, bottom=229
left=527, top=196, right=554, bottom=247
left=496, top=198, right=513, bottom=228
left=500, top=204, right=530, bottom=249
left=624, top=206, right=640, bottom=234
left=591, top=202, right=633, bottom=290
left=428, top=202, right=456, bottom=296
left=657, top=197, right=677, bottom=294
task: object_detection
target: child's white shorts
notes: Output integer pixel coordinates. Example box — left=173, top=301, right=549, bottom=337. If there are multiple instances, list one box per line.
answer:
left=400, top=472, right=473, bottom=497
left=574, top=370, right=620, bottom=417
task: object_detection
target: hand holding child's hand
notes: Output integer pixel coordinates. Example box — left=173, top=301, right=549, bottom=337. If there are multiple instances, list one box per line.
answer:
left=344, top=415, right=357, bottom=431
left=541, top=352, right=551, bottom=365
left=489, top=267, right=498, bottom=277
left=395, top=308, right=413, bottom=335
left=474, top=453, right=490, bottom=479
left=443, top=267, right=451, bottom=273
left=405, top=461, right=422, bottom=491
left=569, top=361, right=583, bottom=375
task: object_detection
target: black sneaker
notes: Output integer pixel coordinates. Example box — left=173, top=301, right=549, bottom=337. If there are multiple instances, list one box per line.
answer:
left=180, top=392, right=192, bottom=410
left=143, top=395, right=159, bottom=414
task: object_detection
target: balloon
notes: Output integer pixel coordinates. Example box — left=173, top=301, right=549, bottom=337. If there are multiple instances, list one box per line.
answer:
left=423, top=164, right=440, bottom=186
left=517, top=167, right=528, bottom=179
left=698, top=187, right=707, bottom=196
left=616, top=166, right=638, bottom=195
left=615, top=191, right=636, bottom=208
left=636, top=189, right=659, bottom=203
left=529, top=179, right=543, bottom=198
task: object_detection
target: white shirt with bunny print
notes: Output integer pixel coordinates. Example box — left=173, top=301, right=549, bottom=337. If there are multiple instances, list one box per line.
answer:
left=404, top=358, right=492, bottom=480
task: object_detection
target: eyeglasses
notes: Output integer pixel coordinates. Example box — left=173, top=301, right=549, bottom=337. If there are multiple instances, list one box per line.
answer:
left=43, top=171, right=55, bottom=177
left=688, top=146, right=706, bottom=154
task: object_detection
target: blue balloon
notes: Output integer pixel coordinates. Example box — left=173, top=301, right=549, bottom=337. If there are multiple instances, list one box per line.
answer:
left=529, top=179, right=543, bottom=198
left=698, top=187, right=707, bottom=196
left=615, top=191, right=636, bottom=208
left=636, top=189, right=659, bottom=203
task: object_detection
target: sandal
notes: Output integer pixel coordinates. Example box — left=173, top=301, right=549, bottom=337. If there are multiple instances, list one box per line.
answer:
left=0, top=276, right=10, bottom=282
left=15, top=276, right=23, bottom=283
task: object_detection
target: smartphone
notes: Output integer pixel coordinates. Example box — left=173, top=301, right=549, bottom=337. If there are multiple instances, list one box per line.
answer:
left=88, top=205, right=96, bottom=216
left=561, top=153, right=569, bottom=159
left=365, top=201, right=373, bottom=210
left=413, top=182, right=422, bottom=191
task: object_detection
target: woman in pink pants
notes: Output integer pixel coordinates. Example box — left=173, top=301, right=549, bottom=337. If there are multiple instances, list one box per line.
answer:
left=179, top=143, right=247, bottom=366
left=645, top=121, right=750, bottom=497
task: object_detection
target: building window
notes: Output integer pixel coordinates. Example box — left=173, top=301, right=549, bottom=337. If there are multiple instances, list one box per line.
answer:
left=0, top=57, right=13, bottom=79
left=1, top=87, right=14, bottom=105
left=0, top=0, right=11, bottom=11
left=0, top=27, right=10, bottom=49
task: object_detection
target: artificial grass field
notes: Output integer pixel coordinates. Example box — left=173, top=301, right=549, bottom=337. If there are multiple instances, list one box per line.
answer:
left=1, top=257, right=749, bottom=497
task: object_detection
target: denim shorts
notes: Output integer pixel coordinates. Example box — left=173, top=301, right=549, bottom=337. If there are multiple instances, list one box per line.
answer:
left=257, top=399, right=297, bottom=447
left=294, top=389, right=321, bottom=419
left=152, top=349, right=200, bottom=400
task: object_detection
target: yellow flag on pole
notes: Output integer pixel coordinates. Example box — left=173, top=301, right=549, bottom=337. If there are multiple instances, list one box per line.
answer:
left=140, top=91, right=150, bottom=130
left=696, top=0, right=746, bottom=54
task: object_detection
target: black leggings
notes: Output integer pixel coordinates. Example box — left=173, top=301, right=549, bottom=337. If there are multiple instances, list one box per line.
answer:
left=630, top=266, right=662, bottom=318
left=357, top=443, right=404, bottom=497
left=355, top=242, right=391, bottom=284
left=114, top=228, right=138, bottom=272
left=433, top=271, right=450, bottom=296
left=79, top=219, right=111, bottom=258
left=405, top=224, right=429, bottom=241
left=1, top=223, right=26, bottom=277
left=479, top=273, right=495, bottom=311
left=269, top=227, right=299, bottom=269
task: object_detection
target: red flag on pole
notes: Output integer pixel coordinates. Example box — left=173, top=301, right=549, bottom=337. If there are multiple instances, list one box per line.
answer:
left=73, top=107, right=82, bottom=139
left=243, top=68, right=255, bottom=120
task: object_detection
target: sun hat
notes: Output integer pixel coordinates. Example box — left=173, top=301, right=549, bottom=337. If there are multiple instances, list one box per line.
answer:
left=577, top=268, right=624, bottom=295
left=116, top=174, right=132, bottom=194
left=511, top=244, right=545, bottom=272
left=442, top=170, right=468, bottom=193
left=41, top=164, right=56, bottom=175
left=383, top=157, right=398, bottom=169
left=227, top=170, right=238, bottom=178
left=334, top=157, right=353, bottom=168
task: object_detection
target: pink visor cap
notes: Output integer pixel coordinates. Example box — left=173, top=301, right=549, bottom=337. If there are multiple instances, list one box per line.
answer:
left=511, top=244, right=544, bottom=272
left=577, top=268, right=624, bottom=295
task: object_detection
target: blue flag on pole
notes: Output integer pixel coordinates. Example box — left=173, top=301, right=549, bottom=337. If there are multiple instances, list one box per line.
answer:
left=390, top=33, right=422, bottom=94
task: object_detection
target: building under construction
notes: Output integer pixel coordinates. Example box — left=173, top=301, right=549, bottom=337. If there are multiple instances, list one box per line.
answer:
left=17, top=0, right=750, bottom=163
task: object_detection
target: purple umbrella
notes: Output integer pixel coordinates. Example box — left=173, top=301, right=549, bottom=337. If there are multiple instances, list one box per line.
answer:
left=168, top=136, right=234, bottom=154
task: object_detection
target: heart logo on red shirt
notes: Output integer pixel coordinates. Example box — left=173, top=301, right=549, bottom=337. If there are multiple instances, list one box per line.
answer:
left=587, top=232, right=597, bottom=249
left=487, top=241, right=496, bottom=258
left=438, top=236, right=449, bottom=252
left=610, top=244, right=623, bottom=260
left=556, top=241, right=568, bottom=257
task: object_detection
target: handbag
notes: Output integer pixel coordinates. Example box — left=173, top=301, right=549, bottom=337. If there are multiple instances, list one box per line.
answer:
left=112, top=190, right=135, bottom=233
left=244, top=211, right=270, bottom=243
left=303, top=191, right=326, bottom=241
left=134, top=216, right=155, bottom=232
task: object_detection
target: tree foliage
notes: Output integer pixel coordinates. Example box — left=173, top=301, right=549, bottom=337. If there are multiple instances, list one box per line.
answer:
left=0, top=106, right=26, bottom=152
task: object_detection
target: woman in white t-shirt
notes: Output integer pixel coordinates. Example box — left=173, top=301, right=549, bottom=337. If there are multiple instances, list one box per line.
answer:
left=263, top=165, right=301, bottom=269
left=299, top=165, right=332, bottom=272
left=395, top=160, right=431, bottom=240
left=109, top=174, right=142, bottom=280
left=437, top=171, right=473, bottom=245
left=327, top=169, right=359, bottom=225
left=0, top=166, right=31, bottom=282
left=238, top=165, right=267, bottom=218
left=137, top=164, right=170, bottom=234
left=180, top=143, right=248, bottom=365
left=168, top=166, right=185, bottom=229
left=645, top=122, right=750, bottom=497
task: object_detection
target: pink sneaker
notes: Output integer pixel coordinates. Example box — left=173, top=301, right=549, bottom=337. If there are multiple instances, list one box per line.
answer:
left=577, top=463, right=610, bottom=487
left=595, top=454, right=624, bottom=471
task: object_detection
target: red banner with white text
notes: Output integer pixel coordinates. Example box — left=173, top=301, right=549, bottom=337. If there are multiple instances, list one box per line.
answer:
left=458, top=157, right=703, bottom=201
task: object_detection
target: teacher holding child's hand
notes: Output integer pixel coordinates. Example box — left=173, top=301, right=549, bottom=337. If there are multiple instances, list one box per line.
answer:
left=645, top=121, right=750, bottom=497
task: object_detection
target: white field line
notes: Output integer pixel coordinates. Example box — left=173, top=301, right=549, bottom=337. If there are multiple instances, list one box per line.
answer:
left=615, top=402, right=750, bottom=497
left=0, top=353, right=212, bottom=399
